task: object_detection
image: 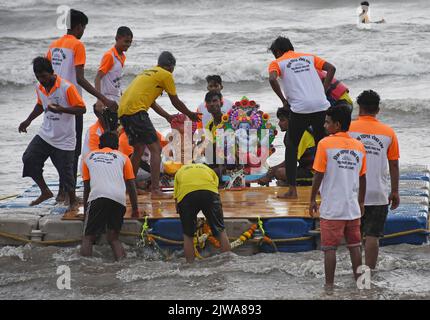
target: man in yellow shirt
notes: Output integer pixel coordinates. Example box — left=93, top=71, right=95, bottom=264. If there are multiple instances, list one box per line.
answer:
left=119, top=51, right=200, bottom=199
left=174, top=164, right=231, bottom=263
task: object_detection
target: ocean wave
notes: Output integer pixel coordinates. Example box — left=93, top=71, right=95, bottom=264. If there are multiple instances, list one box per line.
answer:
left=2, top=57, right=428, bottom=88
left=2, top=37, right=430, bottom=87
left=0, top=246, right=26, bottom=261
left=380, top=99, right=430, bottom=113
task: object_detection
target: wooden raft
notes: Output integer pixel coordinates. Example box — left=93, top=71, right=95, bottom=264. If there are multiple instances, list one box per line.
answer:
left=62, top=186, right=319, bottom=221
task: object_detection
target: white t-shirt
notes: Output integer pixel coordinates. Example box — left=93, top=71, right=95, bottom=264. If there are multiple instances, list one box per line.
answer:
left=269, top=51, right=330, bottom=114
left=47, top=34, right=86, bottom=96
left=313, top=132, right=367, bottom=220
left=36, top=76, right=85, bottom=151
left=82, top=147, right=135, bottom=206
left=349, top=116, right=400, bottom=205
left=99, top=47, right=126, bottom=103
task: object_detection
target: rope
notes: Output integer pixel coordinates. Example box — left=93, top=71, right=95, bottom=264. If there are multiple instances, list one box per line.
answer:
left=0, top=226, right=426, bottom=248
left=0, top=194, right=18, bottom=202
left=257, top=216, right=265, bottom=236
left=381, top=228, right=429, bottom=239
left=0, top=231, right=81, bottom=245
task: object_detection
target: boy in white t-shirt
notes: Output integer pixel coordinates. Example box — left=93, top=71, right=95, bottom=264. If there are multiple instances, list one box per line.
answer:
left=95, top=26, right=133, bottom=131
left=309, top=104, right=367, bottom=290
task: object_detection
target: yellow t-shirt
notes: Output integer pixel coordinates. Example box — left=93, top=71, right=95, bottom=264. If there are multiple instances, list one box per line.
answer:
left=118, top=66, right=177, bottom=117
left=174, top=164, right=219, bottom=203
left=205, top=119, right=223, bottom=141
left=298, top=130, right=316, bottom=160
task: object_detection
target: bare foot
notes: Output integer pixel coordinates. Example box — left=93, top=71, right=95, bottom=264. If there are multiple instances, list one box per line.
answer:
left=151, top=189, right=172, bottom=200
left=277, top=190, right=298, bottom=199
left=30, top=191, right=54, bottom=206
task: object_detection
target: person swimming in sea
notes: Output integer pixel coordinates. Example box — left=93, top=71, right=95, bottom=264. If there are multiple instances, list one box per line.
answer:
left=358, top=2, right=385, bottom=24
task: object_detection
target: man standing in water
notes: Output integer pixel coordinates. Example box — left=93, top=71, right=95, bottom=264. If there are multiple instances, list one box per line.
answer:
left=19, top=57, right=86, bottom=209
left=349, top=90, right=400, bottom=270
left=268, top=36, right=336, bottom=199
left=81, top=132, right=141, bottom=260
left=174, top=163, right=231, bottom=263
left=310, top=104, right=366, bottom=290
left=118, top=51, right=200, bottom=199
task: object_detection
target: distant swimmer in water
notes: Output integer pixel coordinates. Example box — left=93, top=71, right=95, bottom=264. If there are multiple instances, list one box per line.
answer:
left=358, top=1, right=385, bottom=24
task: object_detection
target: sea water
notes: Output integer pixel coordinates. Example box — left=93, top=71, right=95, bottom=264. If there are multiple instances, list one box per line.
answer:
left=0, top=0, right=429, bottom=299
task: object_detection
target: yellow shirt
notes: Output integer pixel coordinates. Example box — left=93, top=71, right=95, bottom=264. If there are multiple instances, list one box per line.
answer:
left=205, top=118, right=223, bottom=141
left=174, top=164, right=219, bottom=203
left=298, top=130, right=315, bottom=160
left=118, top=66, right=177, bottom=117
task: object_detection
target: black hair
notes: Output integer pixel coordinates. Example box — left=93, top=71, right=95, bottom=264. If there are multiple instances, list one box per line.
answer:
left=99, top=131, right=119, bottom=150
left=356, top=90, right=380, bottom=114
left=361, top=1, right=369, bottom=6
left=204, top=91, right=223, bottom=103
left=276, top=107, right=290, bottom=119
left=158, top=51, right=176, bottom=67
left=33, top=56, right=53, bottom=74
left=116, top=26, right=133, bottom=38
left=268, top=36, right=294, bottom=55
left=68, top=9, right=88, bottom=30
left=205, top=75, right=222, bottom=85
left=326, top=104, right=351, bottom=131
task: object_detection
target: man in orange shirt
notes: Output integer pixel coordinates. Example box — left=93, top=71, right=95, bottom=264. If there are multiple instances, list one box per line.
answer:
left=310, top=104, right=367, bottom=290
left=47, top=9, right=117, bottom=200
left=268, top=36, right=336, bottom=199
left=349, top=90, right=400, bottom=270
left=19, top=57, right=86, bottom=209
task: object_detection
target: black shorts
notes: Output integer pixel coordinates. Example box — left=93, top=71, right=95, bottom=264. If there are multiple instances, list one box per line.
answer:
left=22, top=135, right=75, bottom=192
left=119, top=111, right=158, bottom=146
left=84, top=197, right=126, bottom=236
left=177, top=190, right=225, bottom=238
left=361, top=205, right=389, bottom=238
